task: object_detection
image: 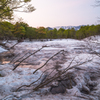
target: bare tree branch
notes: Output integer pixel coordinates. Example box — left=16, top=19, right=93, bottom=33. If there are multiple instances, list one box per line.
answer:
left=16, top=66, right=55, bottom=91
left=13, top=46, right=46, bottom=70
left=33, top=50, right=64, bottom=74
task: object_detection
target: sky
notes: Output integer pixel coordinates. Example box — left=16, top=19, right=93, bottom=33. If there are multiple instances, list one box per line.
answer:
left=14, top=0, right=100, bottom=28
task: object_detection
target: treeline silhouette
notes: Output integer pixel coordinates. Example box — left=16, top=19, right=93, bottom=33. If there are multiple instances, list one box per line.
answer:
left=0, top=21, right=100, bottom=41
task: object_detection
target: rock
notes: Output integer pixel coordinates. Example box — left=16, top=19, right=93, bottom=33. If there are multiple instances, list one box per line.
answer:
left=0, top=85, right=11, bottom=95
left=62, top=72, right=76, bottom=89
left=88, top=81, right=98, bottom=90
left=50, top=84, right=66, bottom=94
left=89, top=96, right=98, bottom=100
left=61, top=79, right=76, bottom=89
left=77, top=83, right=83, bottom=91
left=84, top=73, right=91, bottom=82
left=0, top=70, right=7, bottom=77
left=82, top=85, right=90, bottom=94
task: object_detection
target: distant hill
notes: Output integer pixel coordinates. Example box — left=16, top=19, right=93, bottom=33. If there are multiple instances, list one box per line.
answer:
left=46, top=25, right=85, bottom=30
left=53, top=25, right=85, bottom=30
left=46, top=27, right=53, bottom=30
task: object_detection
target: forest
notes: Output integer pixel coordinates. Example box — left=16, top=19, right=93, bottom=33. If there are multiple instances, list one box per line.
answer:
left=0, top=21, right=100, bottom=41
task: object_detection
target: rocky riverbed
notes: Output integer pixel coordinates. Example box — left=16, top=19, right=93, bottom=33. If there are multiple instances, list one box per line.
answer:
left=0, top=37, right=100, bottom=100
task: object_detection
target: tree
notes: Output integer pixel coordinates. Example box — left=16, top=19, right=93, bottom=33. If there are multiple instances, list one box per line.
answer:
left=57, top=28, right=65, bottom=39
left=63, top=29, right=70, bottom=38
left=25, top=27, right=37, bottom=40
left=0, top=21, right=14, bottom=39
left=0, top=0, right=35, bottom=41
left=36, top=27, right=46, bottom=39
left=47, top=30, right=53, bottom=40
left=0, top=0, right=35, bottom=21
left=52, top=28, right=57, bottom=39
left=69, top=28, right=76, bottom=38
left=13, top=22, right=26, bottom=40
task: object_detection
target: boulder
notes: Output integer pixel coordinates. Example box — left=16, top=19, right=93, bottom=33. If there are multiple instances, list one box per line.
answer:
left=50, top=85, right=66, bottom=94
